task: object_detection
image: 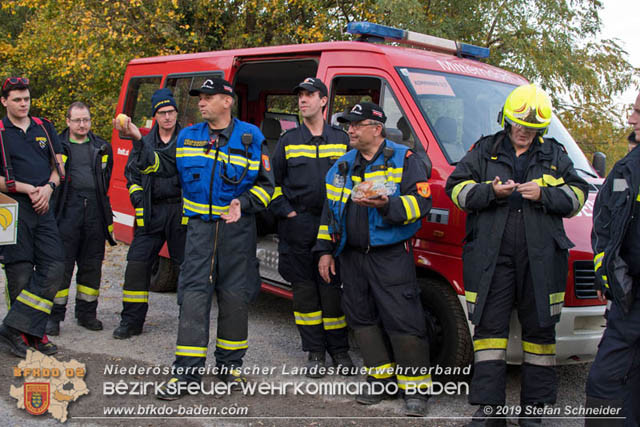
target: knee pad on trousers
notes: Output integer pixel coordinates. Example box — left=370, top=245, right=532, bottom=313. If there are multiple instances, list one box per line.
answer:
left=4, top=262, right=34, bottom=304
left=124, top=261, right=150, bottom=291
left=217, top=288, right=249, bottom=341
left=389, top=334, right=430, bottom=368
left=584, top=396, right=624, bottom=427
left=353, top=325, right=392, bottom=367
left=42, top=261, right=65, bottom=300
left=292, top=281, right=319, bottom=313
left=76, top=258, right=103, bottom=287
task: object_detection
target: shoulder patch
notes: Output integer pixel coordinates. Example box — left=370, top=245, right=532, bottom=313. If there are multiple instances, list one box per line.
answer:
left=417, top=182, right=431, bottom=198
left=262, top=154, right=271, bottom=171
left=405, top=150, right=414, bottom=158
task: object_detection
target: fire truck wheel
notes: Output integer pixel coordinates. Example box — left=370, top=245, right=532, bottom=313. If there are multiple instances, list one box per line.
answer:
left=418, top=276, right=472, bottom=379
left=149, top=256, right=179, bottom=293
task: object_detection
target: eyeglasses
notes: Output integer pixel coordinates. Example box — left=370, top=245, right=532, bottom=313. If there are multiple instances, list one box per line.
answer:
left=348, top=121, right=381, bottom=129
left=156, top=109, right=177, bottom=117
left=69, top=118, right=91, bottom=124
left=511, top=122, right=539, bottom=133
left=2, top=77, right=29, bottom=91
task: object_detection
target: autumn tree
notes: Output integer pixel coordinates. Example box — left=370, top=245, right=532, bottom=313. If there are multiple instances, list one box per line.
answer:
left=376, top=0, right=639, bottom=168
left=0, top=0, right=637, bottom=170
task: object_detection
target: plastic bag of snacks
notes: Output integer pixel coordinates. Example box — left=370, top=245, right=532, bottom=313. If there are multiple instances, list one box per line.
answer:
left=351, top=178, right=397, bottom=199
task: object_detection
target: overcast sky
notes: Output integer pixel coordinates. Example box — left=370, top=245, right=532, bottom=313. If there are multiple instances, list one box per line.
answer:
left=600, top=1, right=639, bottom=107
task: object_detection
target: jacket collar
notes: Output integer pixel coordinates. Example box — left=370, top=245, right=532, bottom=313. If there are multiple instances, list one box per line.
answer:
left=298, top=122, right=330, bottom=143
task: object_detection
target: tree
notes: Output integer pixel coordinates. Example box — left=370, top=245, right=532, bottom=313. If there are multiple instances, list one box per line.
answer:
left=376, top=0, right=639, bottom=167
left=0, top=0, right=378, bottom=137
left=0, top=0, right=637, bottom=166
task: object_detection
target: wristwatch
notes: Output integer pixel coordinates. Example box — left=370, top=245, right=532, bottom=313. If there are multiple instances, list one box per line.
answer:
left=48, top=181, right=56, bottom=190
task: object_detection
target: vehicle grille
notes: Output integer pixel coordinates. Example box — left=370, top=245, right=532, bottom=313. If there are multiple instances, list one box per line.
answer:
left=574, top=260, right=597, bottom=299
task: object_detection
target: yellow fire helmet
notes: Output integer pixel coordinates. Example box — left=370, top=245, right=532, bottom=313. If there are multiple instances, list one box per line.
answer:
left=500, top=84, right=552, bottom=132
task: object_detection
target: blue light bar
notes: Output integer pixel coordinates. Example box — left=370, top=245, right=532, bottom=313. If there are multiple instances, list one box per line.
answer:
left=346, top=21, right=490, bottom=60
left=347, top=22, right=405, bottom=40
left=459, top=43, right=490, bottom=59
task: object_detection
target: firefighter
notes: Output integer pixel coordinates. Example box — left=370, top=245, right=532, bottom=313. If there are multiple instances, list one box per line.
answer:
left=314, top=102, right=433, bottom=416
left=48, top=102, right=116, bottom=336
left=585, top=92, right=640, bottom=427
left=270, top=77, right=352, bottom=376
left=0, top=77, right=64, bottom=357
left=117, top=78, right=274, bottom=400
left=445, top=84, right=588, bottom=426
left=112, top=88, right=186, bottom=339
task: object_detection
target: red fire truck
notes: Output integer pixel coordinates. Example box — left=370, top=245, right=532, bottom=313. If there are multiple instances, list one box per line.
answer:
left=108, top=22, right=606, bottom=371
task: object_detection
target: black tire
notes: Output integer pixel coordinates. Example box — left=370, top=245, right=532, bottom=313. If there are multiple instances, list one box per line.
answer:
left=149, top=256, right=179, bottom=293
left=418, top=276, right=472, bottom=379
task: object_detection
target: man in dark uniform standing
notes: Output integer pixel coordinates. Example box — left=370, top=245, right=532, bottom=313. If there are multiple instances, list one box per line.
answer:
left=113, top=88, right=185, bottom=339
left=0, top=77, right=64, bottom=356
left=446, top=84, right=588, bottom=426
left=585, top=91, right=640, bottom=426
left=315, top=102, right=433, bottom=416
left=117, top=78, right=274, bottom=399
left=271, top=77, right=352, bottom=376
left=47, top=101, right=116, bottom=336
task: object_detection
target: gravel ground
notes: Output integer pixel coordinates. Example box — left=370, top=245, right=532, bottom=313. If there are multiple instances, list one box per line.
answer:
left=0, top=243, right=593, bottom=426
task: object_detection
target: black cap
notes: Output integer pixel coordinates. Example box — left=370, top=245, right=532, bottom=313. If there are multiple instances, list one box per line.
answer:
left=293, top=77, right=328, bottom=97
left=337, top=102, right=387, bottom=124
left=151, top=88, right=178, bottom=116
left=189, top=78, right=235, bottom=97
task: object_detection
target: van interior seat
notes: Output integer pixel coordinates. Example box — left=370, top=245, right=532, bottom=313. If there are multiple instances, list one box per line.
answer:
left=385, top=128, right=404, bottom=145
left=434, top=116, right=465, bottom=161
left=261, top=117, right=282, bottom=158
left=396, top=117, right=414, bottom=148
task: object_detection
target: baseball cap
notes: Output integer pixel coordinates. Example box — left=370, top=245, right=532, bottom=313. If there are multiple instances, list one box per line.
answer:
left=189, top=78, right=235, bottom=97
left=337, top=102, right=387, bottom=124
left=293, top=77, right=328, bottom=97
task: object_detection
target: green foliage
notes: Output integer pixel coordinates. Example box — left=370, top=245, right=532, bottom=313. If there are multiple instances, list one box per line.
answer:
left=376, top=0, right=639, bottom=167
left=0, top=0, right=637, bottom=166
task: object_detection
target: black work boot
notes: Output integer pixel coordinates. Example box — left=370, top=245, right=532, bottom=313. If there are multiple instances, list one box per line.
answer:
left=519, top=403, right=545, bottom=426
left=305, top=351, right=326, bottom=378
left=113, top=323, right=143, bottom=339
left=29, top=334, right=58, bottom=356
left=466, top=405, right=507, bottom=427
left=0, top=324, right=31, bottom=358
left=331, top=351, right=355, bottom=376
left=45, top=319, right=60, bottom=336
left=218, top=368, right=248, bottom=392
left=404, top=395, right=429, bottom=417
left=156, top=377, right=195, bottom=401
left=356, top=381, right=397, bottom=405
left=77, top=317, right=103, bottom=331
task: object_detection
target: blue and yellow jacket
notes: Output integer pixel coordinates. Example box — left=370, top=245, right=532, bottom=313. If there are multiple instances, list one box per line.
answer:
left=314, top=139, right=431, bottom=257
left=133, top=118, right=274, bottom=220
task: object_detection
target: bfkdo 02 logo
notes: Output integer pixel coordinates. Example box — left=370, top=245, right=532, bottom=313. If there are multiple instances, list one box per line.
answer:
left=24, top=383, right=50, bottom=415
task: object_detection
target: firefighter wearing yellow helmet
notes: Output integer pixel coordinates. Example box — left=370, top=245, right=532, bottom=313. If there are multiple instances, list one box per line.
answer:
left=500, top=83, right=553, bottom=131
left=446, top=84, right=588, bottom=426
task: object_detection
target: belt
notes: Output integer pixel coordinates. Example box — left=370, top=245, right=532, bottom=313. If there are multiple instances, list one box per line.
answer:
left=152, top=196, right=182, bottom=205
left=346, top=241, right=406, bottom=254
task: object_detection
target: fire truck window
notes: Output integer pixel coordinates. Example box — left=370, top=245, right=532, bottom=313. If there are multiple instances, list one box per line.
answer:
left=165, top=73, right=227, bottom=128
left=329, top=76, right=380, bottom=130
left=265, top=95, right=299, bottom=131
left=123, top=76, right=162, bottom=133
